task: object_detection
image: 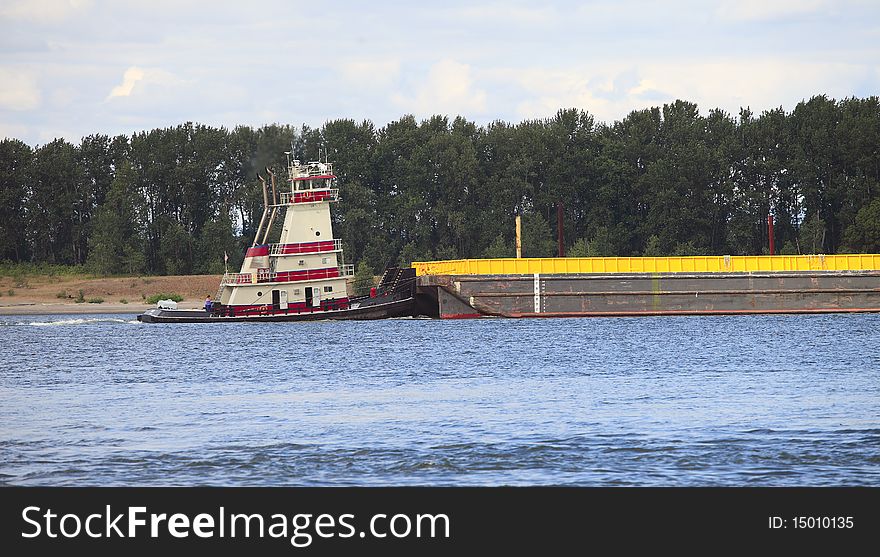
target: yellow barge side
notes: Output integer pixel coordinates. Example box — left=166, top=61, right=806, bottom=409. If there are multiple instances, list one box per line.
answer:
left=411, top=255, right=880, bottom=318
left=413, top=254, right=880, bottom=276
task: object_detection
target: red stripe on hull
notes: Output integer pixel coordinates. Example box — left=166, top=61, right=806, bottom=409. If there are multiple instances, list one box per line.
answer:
left=216, top=298, right=350, bottom=317
left=440, top=313, right=483, bottom=319
left=502, top=307, right=880, bottom=318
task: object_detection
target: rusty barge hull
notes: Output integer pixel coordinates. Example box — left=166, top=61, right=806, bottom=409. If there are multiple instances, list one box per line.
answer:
left=416, top=271, right=880, bottom=318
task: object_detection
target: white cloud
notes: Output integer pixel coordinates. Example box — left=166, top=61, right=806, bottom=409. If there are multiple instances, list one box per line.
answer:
left=393, top=59, right=487, bottom=116
left=493, top=58, right=872, bottom=124
left=50, top=86, right=76, bottom=108
left=339, top=59, right=401, bottom=90
left=0, top=0, right=93, bottom=23
left=37, top=128, right=76, bottom=144
left=715, top=0, right=830, bottom=22
left=107, top=66, right=145, bottom=99
left=639, top=59, right=868, bottom=116
left=0, top=121, right=29, bottom=141
left=1, top=1, right=878, bottom=146
left=106, top=66, right=187, bottom=102
left=0, top=68, right=41, bottom=110
left=454, top=3, right=558, bottom=25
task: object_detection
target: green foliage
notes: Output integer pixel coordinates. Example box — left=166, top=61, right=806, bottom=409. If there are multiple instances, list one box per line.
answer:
left=87, top=297, right=104, bottom=303
left=520, top=213, right=555, bottom=258
left=672, top=241, right=709, bottom=256
left=87, top=162, right=145, bottom=276
left=397, top=241, right=433, bottom=267
left=0, top=139, right=32, bottom=262
left=158, top=219, right=193, bottom=275
left=119, top=298, right=128, bottom=304
left=7, top=289, right=14, bottom=296
left=195, top=213, right=237, bottom=274
left=482, top=235, right=513, bottom=258
left=75, top=290, right=85, bottom=303
left=2, top=97, right=880, bottom=279
left=433, top=245, right=459, bottom=261
left=798, top=214, right=826, bottom=254
left=585, top=226, right=617, bottom=257
left=779, top=241, right=799, bottom=255
left=567, top=238, right=588, bottom=257
left=643, top=235, right=662, bottom=256
left=843, top=198, right=880, bottom=252
left=146, top=293, right=184, bottom=304
left=352, top=261, right=376, bottom=296
left=0, top=261, right=86, bottom=277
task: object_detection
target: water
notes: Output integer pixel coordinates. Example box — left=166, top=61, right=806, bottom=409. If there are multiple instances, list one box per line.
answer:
left=1, top=313, right=878, bottom=486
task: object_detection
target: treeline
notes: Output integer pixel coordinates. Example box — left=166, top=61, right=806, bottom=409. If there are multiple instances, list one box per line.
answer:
left=1, top=95, right=879, bottom=277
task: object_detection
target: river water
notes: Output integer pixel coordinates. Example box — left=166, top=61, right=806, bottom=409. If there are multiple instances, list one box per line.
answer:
left=1, top=313, right=878, bottom=486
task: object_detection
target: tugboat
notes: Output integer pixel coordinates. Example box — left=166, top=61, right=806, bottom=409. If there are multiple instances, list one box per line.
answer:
left=138, top=156, right=416, bottom=323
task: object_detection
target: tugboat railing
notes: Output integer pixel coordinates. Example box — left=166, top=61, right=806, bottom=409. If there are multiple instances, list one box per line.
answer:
left=289, top=161, right=333, bottom=178
left=220, top=272, right=256, bottom=286
left=221, top=264, right=354, bottom=286
left=269, top=239, right=342, bottom=256
left=278, top=189, right=339, bottom=205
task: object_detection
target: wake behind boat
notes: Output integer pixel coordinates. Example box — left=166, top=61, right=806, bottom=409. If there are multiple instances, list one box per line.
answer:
left=138, top=157, right=415, bottom=323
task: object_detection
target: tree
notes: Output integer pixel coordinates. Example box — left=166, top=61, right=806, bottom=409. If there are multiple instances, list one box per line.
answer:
left=482, top=235, right=513, bottom=258
left=28, top=139, right=83, bottom=264
left=843, top=198, right=880, bottom=252
left=3, top=94, right=880, bottom=275
left=520, top=212, right=555, bottom=258
left=159, top=218, right=193, bottom=275
left=567, top=238, right=588, bottom=257
left=798, top=213, right=826, bottom=254
left=352, top=260, right=376, bottom=295
left=0, top=139, right=32, bottom=261
left=87, top=162, right=145, bottom=275
left=195, top=213, right=237, bottom=274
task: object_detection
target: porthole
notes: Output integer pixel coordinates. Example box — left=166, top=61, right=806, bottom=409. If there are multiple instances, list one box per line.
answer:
left=315, top=231, right=321, bottom=237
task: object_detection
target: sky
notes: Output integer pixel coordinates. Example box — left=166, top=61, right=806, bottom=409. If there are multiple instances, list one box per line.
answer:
left=1, top=0, right=879, bottom=146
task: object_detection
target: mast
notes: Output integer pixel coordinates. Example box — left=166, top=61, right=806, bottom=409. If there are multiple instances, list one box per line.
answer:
left=253, top=175, right=270, bottom=247
left=262, top=168, right=279, bottom=245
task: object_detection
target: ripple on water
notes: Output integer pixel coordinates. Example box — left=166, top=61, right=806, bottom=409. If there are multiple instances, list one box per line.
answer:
left=1, top=313, right=879, bottom=486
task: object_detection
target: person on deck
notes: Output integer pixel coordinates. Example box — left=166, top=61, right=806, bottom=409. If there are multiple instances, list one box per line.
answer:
left=204, top=295, right=213, bottom=313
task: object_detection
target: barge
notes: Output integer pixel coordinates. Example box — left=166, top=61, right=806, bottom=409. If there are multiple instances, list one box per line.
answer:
left=412, top=256, right=880, bottom=318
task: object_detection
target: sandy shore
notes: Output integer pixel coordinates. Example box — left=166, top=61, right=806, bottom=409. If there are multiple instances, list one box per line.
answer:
left=0, top=300, right=204, bottom=315
left=0, top=274, right=221, bottom=315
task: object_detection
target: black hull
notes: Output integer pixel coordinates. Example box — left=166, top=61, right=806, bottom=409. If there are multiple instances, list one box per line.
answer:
left=137, top=296, right=415, bottom=323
